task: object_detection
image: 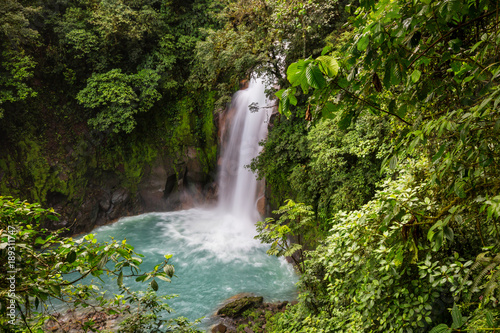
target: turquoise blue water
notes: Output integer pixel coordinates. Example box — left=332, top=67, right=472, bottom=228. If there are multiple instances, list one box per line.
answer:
left=87, top=209, right=298, bottom=328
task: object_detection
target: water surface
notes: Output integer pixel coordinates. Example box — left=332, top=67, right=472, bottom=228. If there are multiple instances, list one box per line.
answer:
left=90, top=209, right=298, bottom=328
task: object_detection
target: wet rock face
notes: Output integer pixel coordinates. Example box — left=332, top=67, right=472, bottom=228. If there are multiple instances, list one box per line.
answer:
left=163, top=174, right=178, bottom=199
left=137, top=148, right=216, bottom=213
left=43, top=145, right=217, bottom=235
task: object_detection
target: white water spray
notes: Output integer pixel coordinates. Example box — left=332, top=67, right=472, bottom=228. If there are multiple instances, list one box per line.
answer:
left=217, top=78, right=272, bottom=223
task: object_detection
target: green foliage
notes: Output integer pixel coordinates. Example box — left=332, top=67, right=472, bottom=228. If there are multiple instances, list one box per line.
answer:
left=77, top=68, right=161, bottom=133
left=291, top=113, right=389, bottom=219
left=256, top=200, right=315, bottom=273
left=190, top=0, right=349, bottom=106
left=251, top=111, right=388, bottom=227
left=0, top=48, right=37, bottom=118
left=0, top=0, right=221, bottom=209
left=263, top=0, right=500, bottom=330
left=0, top=196, right=201, bottom=332
left=249, top=117, right=309, bottom=207
left=267, top=302, right=362, bottom=333
left=191, top=25, right=267, bottom=106
left=277, top=55, right=338, bottom=117
left=263, top=161, right=474, bottom=332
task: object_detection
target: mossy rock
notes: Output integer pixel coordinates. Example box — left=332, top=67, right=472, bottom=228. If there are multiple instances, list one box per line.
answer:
left=217, top=296, right=264, bottom=318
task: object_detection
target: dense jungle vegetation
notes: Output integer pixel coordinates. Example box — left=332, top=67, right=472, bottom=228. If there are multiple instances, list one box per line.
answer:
left=0, top=0, right=222, bottom=219
left=1, top=0, right=500, bottom=331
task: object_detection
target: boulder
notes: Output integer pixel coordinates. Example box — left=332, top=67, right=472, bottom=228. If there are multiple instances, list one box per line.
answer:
left=217, top=296, right=263, bottom=317
left=212, top=323, right=227, bottom=333
left=185, top=147, right=206, bottom=184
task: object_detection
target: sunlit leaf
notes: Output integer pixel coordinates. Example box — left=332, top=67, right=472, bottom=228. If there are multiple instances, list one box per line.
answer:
left=316, top=55, right=339, bottom=78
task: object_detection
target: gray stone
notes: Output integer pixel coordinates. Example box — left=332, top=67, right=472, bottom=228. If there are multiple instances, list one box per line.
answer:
left=111, top=188, right=129, bottom=204
left=99, top=192, right=111, bottom=212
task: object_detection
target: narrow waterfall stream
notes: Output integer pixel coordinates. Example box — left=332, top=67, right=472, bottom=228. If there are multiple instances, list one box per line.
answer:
left=86, top=78, right=297, bottom=329
left=217, top=78, right=270, bottom=221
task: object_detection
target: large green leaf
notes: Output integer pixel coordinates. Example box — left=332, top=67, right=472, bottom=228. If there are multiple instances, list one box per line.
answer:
left=429, top=324, right=452, bottom=333
left=151, top=279, right=159, bottom=291
left=49, top=284, right=62, bottom=298
left=451, top=303, right=466, bottom=329
left=306, top=64, right=326, bottom=89
left=66, top=251, right=77, bottom=264
left=357, top=34, right=370, bottom=51
left=316, top=56, right=339, bottom=78
left=432, top=229, right=444, bottom=251
left=411, top=69, right=421, bottom=83
left=117, top=271, right=123, bottom=287
left=486, top=311, right=495, bottom=327
left=287, top=59, right=312, bottom=87
left=389, top=155, right=398, bottom=170
left=391, top=62, right=402, bottom=85
left=454, top=181, right=466, bottom=199
left=277, top=88, right=297, bottom=118
left=321, top=102, right=340, bottom=119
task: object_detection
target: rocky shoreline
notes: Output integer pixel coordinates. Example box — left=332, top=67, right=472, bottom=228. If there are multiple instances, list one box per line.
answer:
left=42, top=294, right=296, bottom=333
left=44, top=307, right=125, bottom=332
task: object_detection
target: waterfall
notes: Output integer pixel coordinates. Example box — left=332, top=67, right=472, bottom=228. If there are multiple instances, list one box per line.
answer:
left=217, top=78, right=271, bottom=222
left=73, top=78, right=298, bottom=329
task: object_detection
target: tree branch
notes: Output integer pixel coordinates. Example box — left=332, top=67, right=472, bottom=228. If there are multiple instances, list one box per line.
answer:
left=408, top=10, right=497, bottom=69
left=334, top=82, right=412, bottom=126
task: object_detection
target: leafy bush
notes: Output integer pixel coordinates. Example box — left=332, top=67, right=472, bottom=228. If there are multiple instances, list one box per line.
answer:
left=0, top=196, right=201, bottom=332
left=76, top=68, right=161, bottom=133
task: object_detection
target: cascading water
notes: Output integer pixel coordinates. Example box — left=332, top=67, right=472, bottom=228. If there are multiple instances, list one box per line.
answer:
left=217, top=78, right=271, bottom=222
left=71, top=76, right=296, bottom=330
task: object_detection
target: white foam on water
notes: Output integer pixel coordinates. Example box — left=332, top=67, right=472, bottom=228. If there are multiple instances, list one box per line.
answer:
left=153, top=209, right=265, bottom=263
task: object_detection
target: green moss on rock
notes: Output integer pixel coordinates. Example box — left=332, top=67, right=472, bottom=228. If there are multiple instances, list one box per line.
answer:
left=217, top=296, right=264, bottom=318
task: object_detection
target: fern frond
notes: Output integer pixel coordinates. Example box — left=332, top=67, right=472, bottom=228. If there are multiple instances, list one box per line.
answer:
left=483, top=268, right=500, bottom=304
left=460, top=253, right=491, bottom=298
left=483, top=281, right=498, bottom=304
left=468, top=254, right=500, bottom=301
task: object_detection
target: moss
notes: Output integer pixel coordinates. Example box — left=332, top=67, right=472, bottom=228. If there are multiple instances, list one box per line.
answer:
left=0, top=155, right=20, bottom=197
left=121, top=142, right=158, bottom=192
left=217, top=296, right=264, bottom=317
left=0, top=84, right=217, bottom=213
left=201, top=91, right=216, bottom=146
left=237, top=324, right=248, bottom=332
left=12, top=138, right=68, bottom=203
left=171, top=96, right=195, bottom=148
left=197, top=144, right=216, bottom=175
